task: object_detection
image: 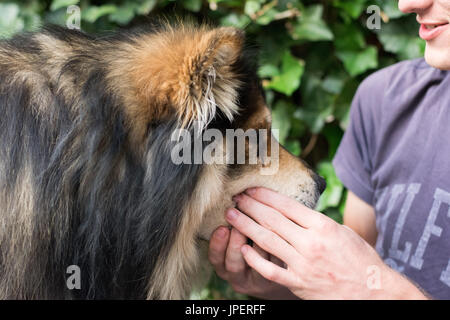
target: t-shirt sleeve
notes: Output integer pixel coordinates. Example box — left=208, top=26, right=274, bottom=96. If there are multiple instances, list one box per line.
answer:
left=332, top=76, right=381, bottom=206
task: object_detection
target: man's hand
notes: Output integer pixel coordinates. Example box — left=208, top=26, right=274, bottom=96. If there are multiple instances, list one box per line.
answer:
left=208, top=226, right=298, bottom=299
left=213, top=187, right=428, bottom=300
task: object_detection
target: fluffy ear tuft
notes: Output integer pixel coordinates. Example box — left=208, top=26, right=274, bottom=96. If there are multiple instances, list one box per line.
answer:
left=119, top=25, right=245, bottom=138
left=176, top=26, right=245, bottom=131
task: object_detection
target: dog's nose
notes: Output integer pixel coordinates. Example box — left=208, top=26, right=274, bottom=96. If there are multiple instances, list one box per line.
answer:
left=313, top=174, right=327, bottom=195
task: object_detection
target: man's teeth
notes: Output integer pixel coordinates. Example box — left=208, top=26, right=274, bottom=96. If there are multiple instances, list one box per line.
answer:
left=425, top=23, right=449, bottom=30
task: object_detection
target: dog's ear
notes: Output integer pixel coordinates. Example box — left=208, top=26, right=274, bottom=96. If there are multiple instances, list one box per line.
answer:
left=123, top=26, right=244, bottom=135
left=175, top=26, right=244, bottom=131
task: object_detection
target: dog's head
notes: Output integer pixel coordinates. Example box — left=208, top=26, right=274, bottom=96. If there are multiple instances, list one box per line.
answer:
left=113, top=24, right=325, bottom=242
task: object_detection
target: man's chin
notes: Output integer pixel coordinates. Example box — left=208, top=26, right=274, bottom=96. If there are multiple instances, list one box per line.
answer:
left=424, top=45, right=450, bottom=70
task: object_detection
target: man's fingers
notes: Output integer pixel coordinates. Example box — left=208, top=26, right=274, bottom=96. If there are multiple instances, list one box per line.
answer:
left=253, top=243, right=269, bottom=260
left=225, top=208, right=301, bottom=266
left=234, top=193, right=306, bottom=246
left=241, top=245, right=296, bottom=290
left=225, top=228, right=248, bottom=278
left=252, top=244, right=287, bottom=269
left=208, top=227, right=230, bottom=280
left=269, top=254, right=287, bottom=269
left=244, top=187, right=327, bottom=229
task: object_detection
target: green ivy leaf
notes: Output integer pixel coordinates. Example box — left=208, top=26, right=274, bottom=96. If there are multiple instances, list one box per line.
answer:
left=294, top=104, right=333, bottom=134
left=336, top=45, right=378, bottom=76
left=284, top=139, right=301, bottom=156
left=244, top=0, right=261, bottom=17
left=333, top=79, right=359, bottom=130
left=266, top=51, right=304, bottom=96
left=50, top=0, right=79, bottom=11
left=109, top=3, right=136, bottom=25
left=323, top=207, right=343, bottom=223
left=83, top=5, right=117, bottom=23
left=271, top=100, right=292, bottom=145
left=375, top=0, right=405, bottom=19
left=333, top=22, right=365, bottom=51
left=376, top=17, right=425, bottom=60
left=321, top=74, right=345, bottom=94
left=321, top=125, right=343, bottom=159
left=137, top=0, right=157, bottom=15
left=315, top=161, right=344, bottom=211
left=258, top=28, right=292, bottom=66
left=183, top=0, right=203, bottom=12
left=332, top=0, right=367, bottom=19
left=220, top=13, right=251, bottom=28
left=0, top=3, right=24, bottom=38
left=291, top=5, right=334, bottom=41
left=298, top=71, right=335, bottom=133
left=20, top=1, right=42, bottom=32
left=258, top=64, right=279, bottom=78
left=255, top=8, right=278, bottom=26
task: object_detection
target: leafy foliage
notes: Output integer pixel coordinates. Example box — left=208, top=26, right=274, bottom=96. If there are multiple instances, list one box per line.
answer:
left=0, top=0, right=424, bottom=299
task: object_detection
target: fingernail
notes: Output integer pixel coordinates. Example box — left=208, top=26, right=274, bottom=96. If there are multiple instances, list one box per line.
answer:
left=232, top=194, right=242, bottom=202
left=241, top=245, right=249, bottom=254
left=226, top=208, right=239, bottom=221
left=245, top=188, right=257, bottom=196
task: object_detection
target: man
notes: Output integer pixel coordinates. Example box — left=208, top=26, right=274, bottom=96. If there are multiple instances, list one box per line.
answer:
left=208, top=0, right=450, bottom=299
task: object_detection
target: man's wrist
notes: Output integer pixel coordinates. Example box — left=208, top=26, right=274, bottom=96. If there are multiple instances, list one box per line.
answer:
left=370, top=266, right=429, bottom=300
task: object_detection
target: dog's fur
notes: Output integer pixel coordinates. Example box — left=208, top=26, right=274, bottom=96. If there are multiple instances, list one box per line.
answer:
left=0, top=23, right=325, bottom=299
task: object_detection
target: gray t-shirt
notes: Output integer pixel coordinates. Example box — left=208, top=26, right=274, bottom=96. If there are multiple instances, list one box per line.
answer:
left=333, top=58, right=450, bottom=299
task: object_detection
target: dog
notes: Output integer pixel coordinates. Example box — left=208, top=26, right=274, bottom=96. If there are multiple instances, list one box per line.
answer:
left=0, top=22, right=326, bottom=299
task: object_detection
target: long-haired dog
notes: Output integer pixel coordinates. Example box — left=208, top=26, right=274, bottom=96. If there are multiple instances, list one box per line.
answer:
left=0, top=23, right=325, bottom=299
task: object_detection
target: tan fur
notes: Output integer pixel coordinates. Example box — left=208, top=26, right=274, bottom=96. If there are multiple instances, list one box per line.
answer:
left=0, top=162, right=36, bottom=298
left=148, top=164, right=227, bottom=299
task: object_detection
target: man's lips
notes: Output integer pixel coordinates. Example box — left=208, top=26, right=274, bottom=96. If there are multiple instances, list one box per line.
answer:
left=419, top=23, right=449, bottom=41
